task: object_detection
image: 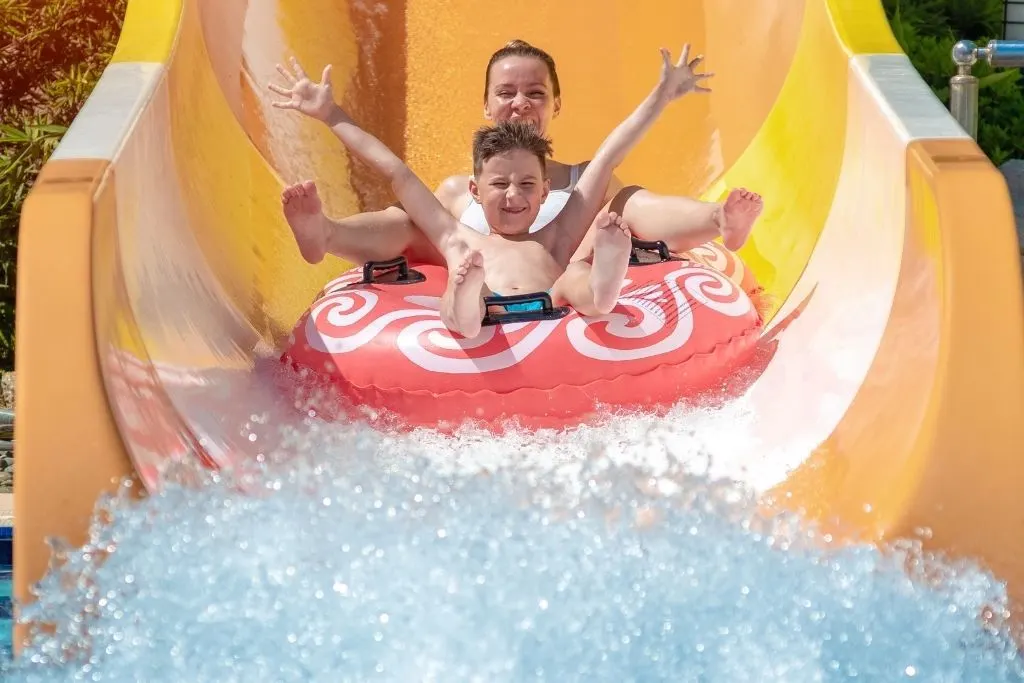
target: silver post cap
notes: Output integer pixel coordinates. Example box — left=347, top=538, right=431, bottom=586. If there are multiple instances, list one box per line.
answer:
left=951, top=40, right=978, bottom=67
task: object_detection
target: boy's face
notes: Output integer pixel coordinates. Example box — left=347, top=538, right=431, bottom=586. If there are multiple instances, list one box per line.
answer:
left=469, top=149, right=550, bottom=236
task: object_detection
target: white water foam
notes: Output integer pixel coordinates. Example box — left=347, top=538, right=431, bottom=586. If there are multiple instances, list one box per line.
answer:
left=1, top=397, right=1021, bottom=682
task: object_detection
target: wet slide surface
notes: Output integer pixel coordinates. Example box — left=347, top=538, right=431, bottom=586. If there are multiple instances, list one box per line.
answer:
left=13, top=0, right=1024, bottom=648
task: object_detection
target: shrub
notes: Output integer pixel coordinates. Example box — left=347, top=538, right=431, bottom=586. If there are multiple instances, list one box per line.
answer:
left=884, top=0, right=1024, bottom=165
left=0, top=0, right=128, bottom=370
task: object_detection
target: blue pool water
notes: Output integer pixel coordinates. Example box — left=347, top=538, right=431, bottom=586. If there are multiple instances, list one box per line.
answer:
left=1, top=566, right=10, bottom=659
left=0, top=411, right=1021, bottom=681
left=1, top=524, right=11, bottom=660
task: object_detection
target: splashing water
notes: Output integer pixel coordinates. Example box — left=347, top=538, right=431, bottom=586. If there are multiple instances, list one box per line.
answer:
left=1, top=406, right=1022, bottom=682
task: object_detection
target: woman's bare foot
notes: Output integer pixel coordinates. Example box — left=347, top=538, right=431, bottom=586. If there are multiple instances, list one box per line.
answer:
left=282, top=180, right=328, bottom=263
left=441, top=250, right=487, bottom=338
left=590, top=211, right=633, bottom=313
left=717, top=188, right=763, bottom=251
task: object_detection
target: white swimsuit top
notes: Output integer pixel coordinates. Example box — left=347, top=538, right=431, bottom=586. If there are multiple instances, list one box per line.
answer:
left=458, top=163, right=581, bottom=235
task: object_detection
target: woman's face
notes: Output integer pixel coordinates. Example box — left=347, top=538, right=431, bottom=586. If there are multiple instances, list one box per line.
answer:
left=484, top=56, right=560, bottom=134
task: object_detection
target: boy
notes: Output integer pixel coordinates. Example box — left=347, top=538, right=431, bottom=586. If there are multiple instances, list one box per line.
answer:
left=270, top=46, right=712, bottom=339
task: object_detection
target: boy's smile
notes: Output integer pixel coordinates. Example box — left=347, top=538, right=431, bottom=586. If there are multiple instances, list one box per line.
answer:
left=469, top=149, right=551, bottom=235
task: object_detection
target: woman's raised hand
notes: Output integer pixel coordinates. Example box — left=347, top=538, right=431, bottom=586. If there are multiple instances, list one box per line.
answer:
left=268, top=57, right=337, bottom=121
left=656, top=44, right=714, bottom=100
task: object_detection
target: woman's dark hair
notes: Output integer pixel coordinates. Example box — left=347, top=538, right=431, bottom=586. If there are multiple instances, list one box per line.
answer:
left=483, top=39, right=561, bottom=102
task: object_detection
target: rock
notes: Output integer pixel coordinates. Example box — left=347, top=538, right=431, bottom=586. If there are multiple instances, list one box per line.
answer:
left=0, top=372, right=12, bottom=411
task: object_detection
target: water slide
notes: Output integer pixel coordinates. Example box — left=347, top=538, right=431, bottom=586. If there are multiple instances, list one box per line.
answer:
left=14, top=0, right=1024, bottom=643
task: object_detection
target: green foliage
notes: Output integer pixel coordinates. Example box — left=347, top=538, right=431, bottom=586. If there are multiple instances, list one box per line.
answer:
left=0, top=0, right=127, bottom=370
left=883, top=0, right=1024, bottom=165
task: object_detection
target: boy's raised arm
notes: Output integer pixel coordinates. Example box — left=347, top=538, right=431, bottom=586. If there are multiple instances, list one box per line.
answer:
left=552, top=44, right=713, bottom=257
left=269, top=59, right=459, bottom=252
left=322, top=106, right=460, bottom=250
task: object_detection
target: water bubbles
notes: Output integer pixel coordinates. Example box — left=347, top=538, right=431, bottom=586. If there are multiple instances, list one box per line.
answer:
left=1, top=410, right=1023, bottom=682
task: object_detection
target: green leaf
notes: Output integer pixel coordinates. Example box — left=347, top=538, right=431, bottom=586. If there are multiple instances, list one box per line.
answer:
left=978, top=69, right=1021, bottom=90
left=32, top=124, right=69, bottom=136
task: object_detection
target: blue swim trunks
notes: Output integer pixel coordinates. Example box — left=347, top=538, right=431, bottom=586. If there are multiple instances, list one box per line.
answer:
left=491, top=291, right=550, bottom=313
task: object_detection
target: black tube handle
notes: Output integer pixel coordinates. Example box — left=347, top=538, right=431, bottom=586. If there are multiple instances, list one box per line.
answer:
left=629, top=237, right=672, bottom=265
left=481, top=291, right=570, bottom=326
left=359, top=256, right=425, bottom=285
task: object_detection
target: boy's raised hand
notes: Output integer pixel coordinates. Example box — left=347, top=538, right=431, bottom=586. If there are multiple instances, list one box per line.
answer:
left=268, top=57, right=337, bottom=121
left=656, top=44, right=714, bottom=100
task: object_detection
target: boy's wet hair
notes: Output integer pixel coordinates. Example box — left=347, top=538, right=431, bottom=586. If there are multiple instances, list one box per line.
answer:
left=484, top=39, right=561, bottom=102
left=472, top=120, right=553, bottom=177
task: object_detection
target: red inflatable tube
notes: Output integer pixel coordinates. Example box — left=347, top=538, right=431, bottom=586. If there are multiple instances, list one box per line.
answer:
left=281, top=245, right=763, bottom=432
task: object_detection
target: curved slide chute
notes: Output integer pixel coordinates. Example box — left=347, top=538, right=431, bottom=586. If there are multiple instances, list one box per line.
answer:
left=14, top=0, right=1024, bottom=645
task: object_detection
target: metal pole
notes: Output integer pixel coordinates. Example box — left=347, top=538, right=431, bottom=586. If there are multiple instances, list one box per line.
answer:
left=949, top=40, right=1024, bottom=140
left=986, top=39, right=1024, bottom=66
left=950, top=41, right=980, bottom=138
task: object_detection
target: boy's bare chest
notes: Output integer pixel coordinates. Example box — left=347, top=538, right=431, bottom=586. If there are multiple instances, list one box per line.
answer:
left=468, top=234, right=562, bottom=293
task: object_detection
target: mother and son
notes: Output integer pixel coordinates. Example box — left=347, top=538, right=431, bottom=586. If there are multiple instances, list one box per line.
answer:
left=268, top=38, right=763, bottom=340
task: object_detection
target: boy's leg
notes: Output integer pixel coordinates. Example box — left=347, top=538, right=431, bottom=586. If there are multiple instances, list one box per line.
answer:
left=440, top=249, right=488, bottom=339
left=553, top=213, right=632, bottom=316
left=551, top=261, right=602, bottom=316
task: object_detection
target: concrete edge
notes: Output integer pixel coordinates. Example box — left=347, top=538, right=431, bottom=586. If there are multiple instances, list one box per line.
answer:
left=0, top=493, right=12, bottom=526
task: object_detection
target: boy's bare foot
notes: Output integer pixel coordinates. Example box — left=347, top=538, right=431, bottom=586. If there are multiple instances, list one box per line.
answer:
left=717, top=188, right=763, bottom=251
left=282, top=180, right=328, bottom=263
left=590, top=212, right=633, bottom=313
left=442, top=250, right=487, bottom=338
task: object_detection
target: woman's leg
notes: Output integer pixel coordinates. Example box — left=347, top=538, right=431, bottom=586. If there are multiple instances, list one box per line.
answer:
left=616, top=185, right=721, bottom=249
left=570, top=185, right=763, bottom=262
left=282, top=180, right=443, bottom=265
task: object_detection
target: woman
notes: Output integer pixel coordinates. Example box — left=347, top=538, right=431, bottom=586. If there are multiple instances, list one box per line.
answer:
left=273, top=40, right=762, bottom=268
